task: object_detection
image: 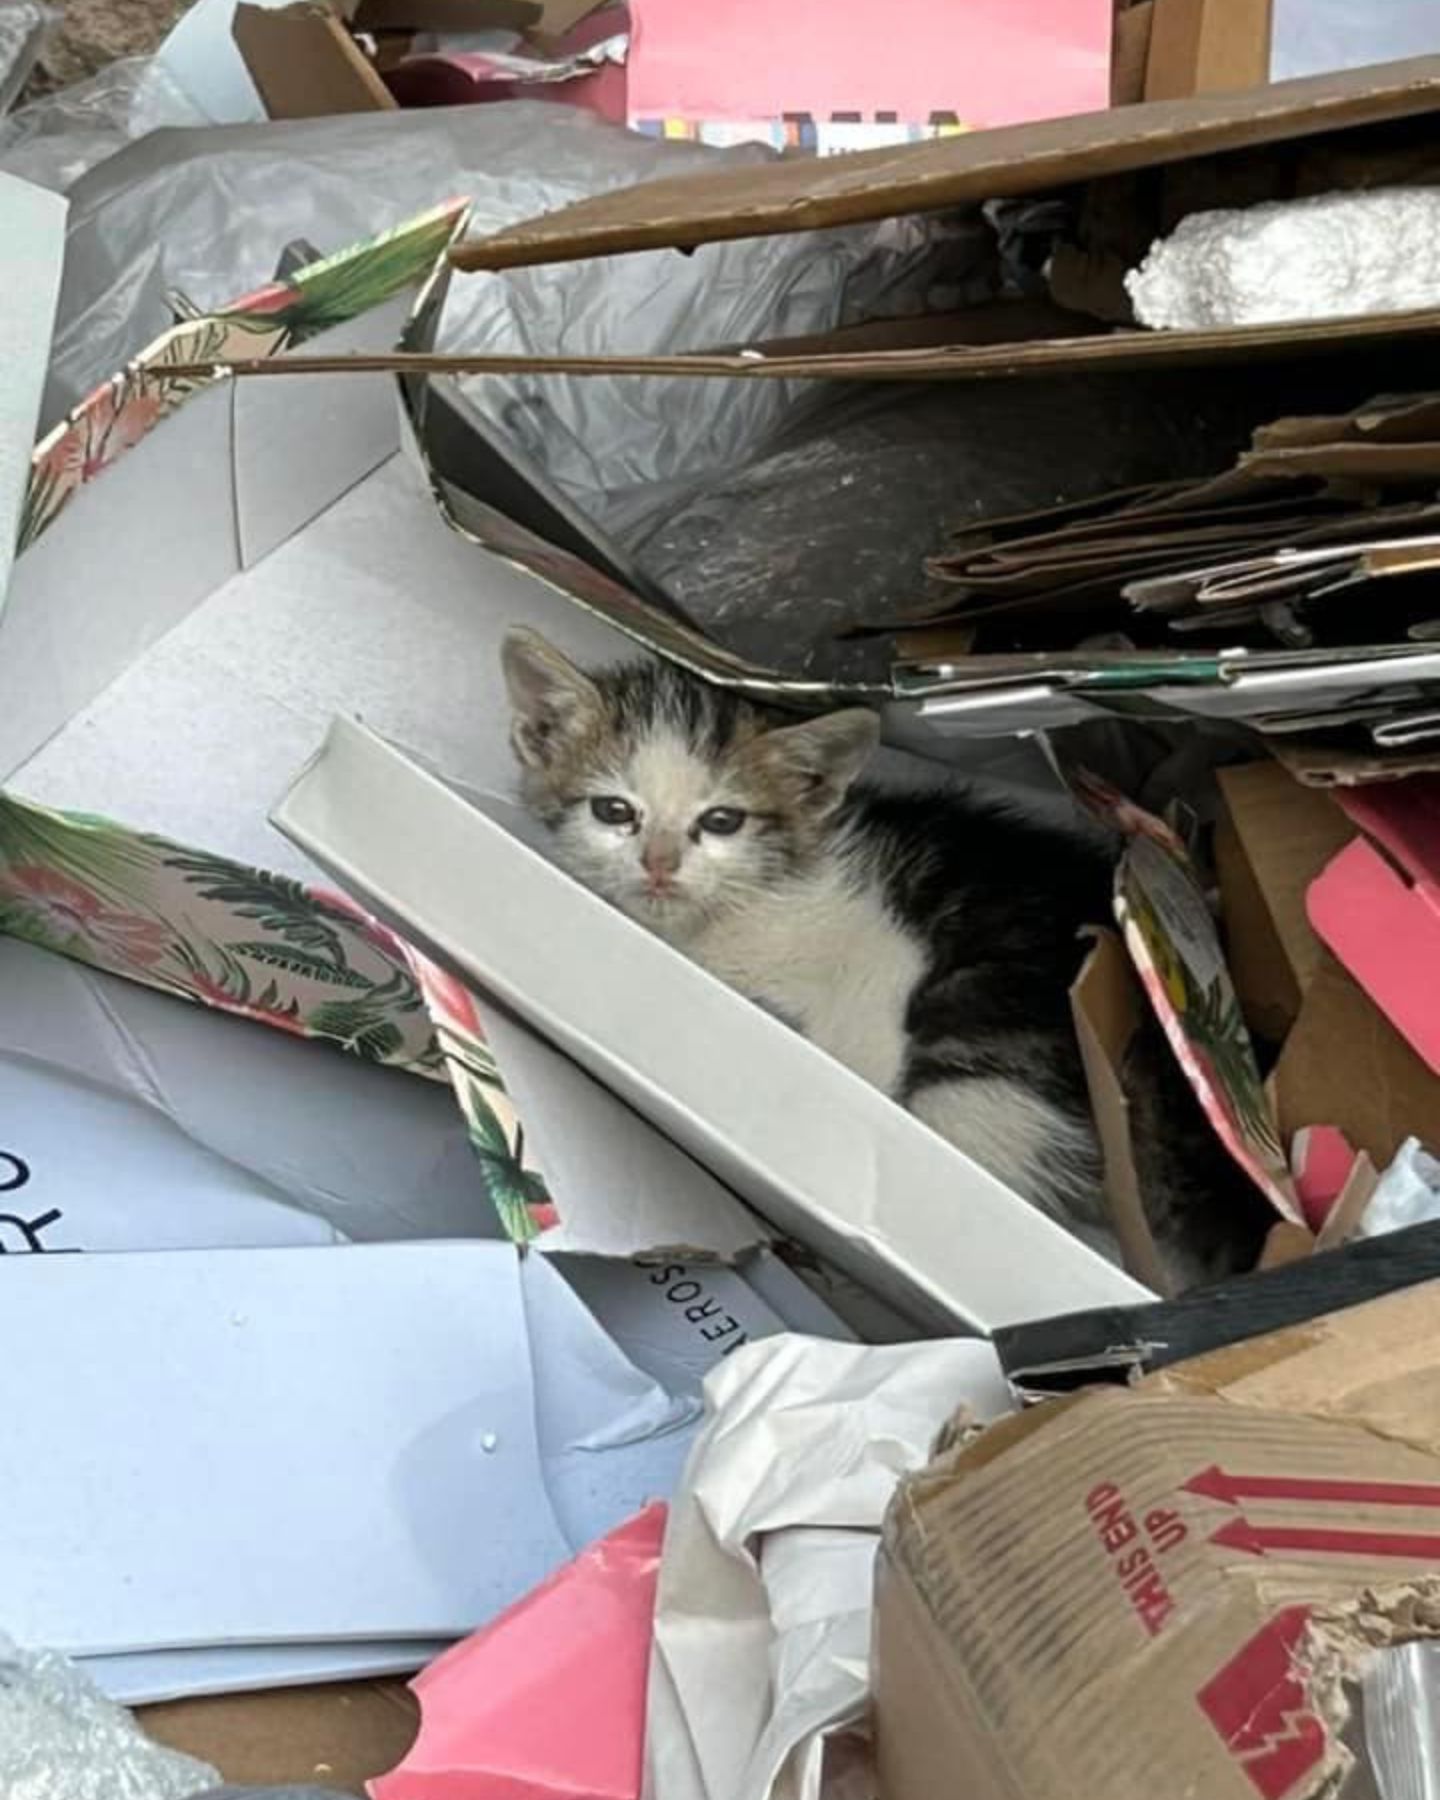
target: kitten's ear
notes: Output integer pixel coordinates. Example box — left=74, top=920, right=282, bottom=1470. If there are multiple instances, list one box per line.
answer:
left=757, top=708, right=880, bottom=810
left=502, top=628, right=603, bottom=769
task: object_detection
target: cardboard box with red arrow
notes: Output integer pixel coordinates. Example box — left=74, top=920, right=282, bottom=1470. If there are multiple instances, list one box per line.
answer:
left=874, top=1278, right=1440, bottom=1800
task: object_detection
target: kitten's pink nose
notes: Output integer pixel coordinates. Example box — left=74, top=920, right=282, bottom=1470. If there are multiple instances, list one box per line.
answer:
left=642, top=838, right=681, bottom=892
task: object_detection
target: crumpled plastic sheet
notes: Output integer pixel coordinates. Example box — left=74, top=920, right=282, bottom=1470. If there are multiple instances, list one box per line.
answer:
left=0, top=54, right=205, bottom=193
left=0, top=1, right=55, bottom=116
left=1126, top=185, right=1440, bottom=329
left=0, top=1633, right=219, bottom=1800
left=643, top=1333, right=1013, bottom=1800
left=1359, top=1137, right=1440, bottom=1240
left=7, top=96, right=973, bottom=512
left=1363, top=1639, right=1440, bottom=1800
left=628, top=366, right=1303, bottom=684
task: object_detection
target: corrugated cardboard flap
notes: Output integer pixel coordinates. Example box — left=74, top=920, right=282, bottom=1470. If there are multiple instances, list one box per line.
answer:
left=877, top=1281, right=1440, bottom=1800
left=451, top=56, right=1440, bottom=270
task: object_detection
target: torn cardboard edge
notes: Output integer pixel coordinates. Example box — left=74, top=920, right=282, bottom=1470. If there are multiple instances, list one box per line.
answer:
left=446, top=55, right=1440, bottom=269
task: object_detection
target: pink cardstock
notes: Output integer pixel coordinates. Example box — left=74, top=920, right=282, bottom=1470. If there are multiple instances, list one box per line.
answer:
left=369, top=1502, right=667, bottom=1800
left=1308, top=778, right=1440, bottom=1077
left=625, top=0, right=1113, bottom=136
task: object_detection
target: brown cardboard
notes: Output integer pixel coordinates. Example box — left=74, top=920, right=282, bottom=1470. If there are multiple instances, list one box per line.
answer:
left=141, top=1680, right=419, bottom=1790
left=449, top=57, right=1440, bottom=269
left=234, top=0, right=541, bottom=118
left=1214, top=762, right=1353, bottom=1042
left=1112, top=0, right=1156, bottom=106
left=875, top=1281, right=1440, bottom=1800
left=1070, top=930, right=1174, bottom=1294
left=1144, top=0, right=1273, bottom=102
left=183, top=300, right=1440, bottom=385
left=1273, top=954, right=1440, bottom=1168
left=234, top=2, right=396, bottom=117
left=1273, top=738, right=1440, bottom=787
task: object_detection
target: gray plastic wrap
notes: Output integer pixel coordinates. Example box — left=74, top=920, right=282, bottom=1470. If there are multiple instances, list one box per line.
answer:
left=625, top=362, right=1378, bottom=684
left=20, top=99, right=971, bottom=490
left=0, top=2, right=55, bottom=116
left=0, top=55, right=205, bottom=192
left=0, top=1633, right=219, bottom=1800
left=1363, top=1639, right=1440, bottom=1800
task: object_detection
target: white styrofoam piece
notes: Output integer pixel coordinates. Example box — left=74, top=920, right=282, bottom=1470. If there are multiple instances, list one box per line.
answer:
left=1, top=934, right=496, bottom=1247
left=0, top=1242, right=570, bottom=1654
left=275, top=719, right=1151, bottom=1332
left=0, top=174, right=65, bottom=608
left=83, top=1640, right=449, bottom=1707
left=1127, top=186, right=1440, bottom=330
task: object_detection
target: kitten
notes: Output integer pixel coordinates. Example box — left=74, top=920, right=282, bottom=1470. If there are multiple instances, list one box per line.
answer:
left=502, top=627, right=1271, bottom=1292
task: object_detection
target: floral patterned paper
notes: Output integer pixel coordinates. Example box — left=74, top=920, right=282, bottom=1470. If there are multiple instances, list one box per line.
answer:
left=19, top=199, right=468, bottom=552
left=0, top=794, right=554, bottom=1241
left=1063, top=766, right=1301, bottom=1221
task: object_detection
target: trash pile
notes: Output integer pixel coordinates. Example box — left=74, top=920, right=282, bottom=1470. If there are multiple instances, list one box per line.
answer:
left=7, top=3, right=1440, bottom=1798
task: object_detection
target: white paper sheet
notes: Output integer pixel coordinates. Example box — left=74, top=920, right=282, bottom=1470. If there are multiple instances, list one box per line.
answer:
left=0, top=1237, right=719, bottom=1658
left=0, top=1052, right=341, bottom=1251
left=644, top=1335, right=1014, bottom=1800
left=0, top=1242, right=571, bottom=1653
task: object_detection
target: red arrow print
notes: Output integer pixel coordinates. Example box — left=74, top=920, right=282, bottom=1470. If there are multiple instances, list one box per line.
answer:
left=1185, top=1465, right=1440, bottom=1510
left=1212, top=1516, right=1440, bottom=1560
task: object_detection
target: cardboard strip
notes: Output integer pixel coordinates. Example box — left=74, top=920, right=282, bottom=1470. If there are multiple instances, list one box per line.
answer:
left=151, top=299, right=1440, bottom=384
left=444, top=56, right=1440, bottom=269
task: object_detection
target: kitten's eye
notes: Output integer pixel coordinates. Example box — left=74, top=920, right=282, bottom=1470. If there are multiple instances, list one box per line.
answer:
left=590, top=796, right=637, bottom=827
left=697, top=806, right=746, bottom=836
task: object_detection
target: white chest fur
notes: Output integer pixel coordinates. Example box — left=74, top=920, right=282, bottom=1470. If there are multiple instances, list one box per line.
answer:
left=687, top=866, right=924, bottom=1094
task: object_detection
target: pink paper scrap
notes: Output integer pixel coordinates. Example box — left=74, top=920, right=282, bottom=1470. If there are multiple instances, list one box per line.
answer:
left=369, top=1502, right=667, bottom=1800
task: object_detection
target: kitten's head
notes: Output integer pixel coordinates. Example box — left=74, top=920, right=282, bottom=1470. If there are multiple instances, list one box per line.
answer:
left=502, top=628, right=879, bottom=935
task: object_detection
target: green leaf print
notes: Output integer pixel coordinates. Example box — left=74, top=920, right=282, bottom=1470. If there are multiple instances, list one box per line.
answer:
left=229, top=942, right=375, bottom=988
left=469, top=1149, right=542, bottom=1243
left=221, top=206, right=465, bottom=347
left=306, top=999, right=406, bottom=1062
left=160, top=852, right=354, bottom=969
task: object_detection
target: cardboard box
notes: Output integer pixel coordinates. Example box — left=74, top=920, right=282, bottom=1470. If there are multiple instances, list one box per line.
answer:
left=1214, top=761, right=1354, bottom=1043
left=1144, top=0, right=1272, bottom=101
left=450, top=56, right=1440, bottom=286
left=1143, top=0, right=1440, bottom=97
left=233, top=0, right=544, bottom=120
left=876, top=1278, right=1440, bottom=1800
left=273, top=716, right=1148, bottom=1331
left=1308, top=778, right=1440, bottom=1077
